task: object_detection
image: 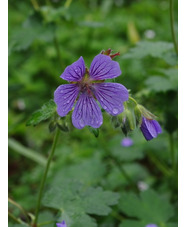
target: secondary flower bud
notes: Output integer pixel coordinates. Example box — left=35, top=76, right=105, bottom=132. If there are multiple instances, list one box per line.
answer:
left=140, top=117, right=162, bottom=141
left=121, top=108, right=136, bottom=136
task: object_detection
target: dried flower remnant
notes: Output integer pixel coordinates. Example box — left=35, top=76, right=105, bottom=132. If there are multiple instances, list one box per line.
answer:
left=54, top=52, right=129, bottom=129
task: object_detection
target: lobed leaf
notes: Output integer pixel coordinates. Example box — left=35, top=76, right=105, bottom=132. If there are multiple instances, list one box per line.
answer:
left=118, top=190, right=174, bottom=225
left=26, top=100, right=56, bottom=126
left=42, top=179, right=119, bottom=227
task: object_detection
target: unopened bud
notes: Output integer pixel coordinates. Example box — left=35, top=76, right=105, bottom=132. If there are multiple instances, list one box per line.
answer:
left=121, top=108, right=136, bottom=136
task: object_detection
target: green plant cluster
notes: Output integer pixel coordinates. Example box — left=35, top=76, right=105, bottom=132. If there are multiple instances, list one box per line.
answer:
left=8, top=0, right=178, bottom=227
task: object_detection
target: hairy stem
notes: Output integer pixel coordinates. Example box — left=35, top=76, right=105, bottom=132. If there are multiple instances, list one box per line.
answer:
left=129, top=96, right=138, bottom=105
left=170, top=0, right=178, bottom=54
left=34, top=128, right=60, bottom=225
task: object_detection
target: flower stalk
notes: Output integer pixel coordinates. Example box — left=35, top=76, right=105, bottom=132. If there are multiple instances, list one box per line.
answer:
left=34, top=127, right=60, bottom=226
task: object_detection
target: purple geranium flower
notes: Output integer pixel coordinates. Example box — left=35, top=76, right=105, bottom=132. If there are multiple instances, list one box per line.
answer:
left=54, top=53, right=129, bottom=129
left=140, top=117, right=162, bottom=141
left=121, top=137, right=133, bottom=147
left=56, top=220, right=67, bottom=227
left=145, top=224, right=158, bottom=227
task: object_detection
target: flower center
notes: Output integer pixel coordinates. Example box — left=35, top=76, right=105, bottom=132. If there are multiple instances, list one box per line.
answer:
left=78, top=73, right=93, bottom=95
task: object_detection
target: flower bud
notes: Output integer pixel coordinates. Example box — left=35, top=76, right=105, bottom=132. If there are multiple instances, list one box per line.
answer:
left=137, top=105, right=156, bottom=120
left=121, top=108, right=136, bottom=136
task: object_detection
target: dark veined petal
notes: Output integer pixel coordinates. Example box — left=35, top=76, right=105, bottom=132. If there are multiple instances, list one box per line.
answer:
left=60, top=56, right=85, bottom=81
left=92, top=82, right=129, bottom=116
left=72, top=93, right=103, bottom=129
left=54, top=84, right=80, bottom=117
left=89, top=54, right=121, bottom=80
left=140, top=117, right=162, bottom=141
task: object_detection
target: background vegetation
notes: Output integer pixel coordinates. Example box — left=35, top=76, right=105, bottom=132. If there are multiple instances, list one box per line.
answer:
left=8, top=0, right=178, bottom=226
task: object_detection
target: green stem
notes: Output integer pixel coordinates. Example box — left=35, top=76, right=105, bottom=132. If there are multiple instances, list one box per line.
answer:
left=34, top=128, right=60, bottom=226
left=169, top=133, right=176, bottom=171
left=54, top=35, right=63, bottom=70
left=170, top=0, right=178, bottom=55
left=129, top=96, right=138, bottom=105
left=8, top=198, right=29, bottom=223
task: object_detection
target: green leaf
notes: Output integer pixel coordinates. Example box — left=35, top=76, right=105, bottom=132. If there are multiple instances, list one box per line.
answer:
left=122, top=41, right=174, bottom=59
left=52, top=154, right=106, bottom=185
left=38, top=211, right=54, bottom=227
left=118, top=190, right=174, bottom=224
left=88, top=126, right=99, bottom=138
left=8, top=138, right=47, bottom=166
left=110, top=134, right=145, bottom=162
left=59, top=211, right=97, bottom=227
left=43, top=180, right=119, bottom=227
left=162, top=51, right=178, bottom=66
left=78, top=21, right=104, bottom=28
left=26, top=100, right=56, bottom=126
left=119, top=220, right=146, bottom=227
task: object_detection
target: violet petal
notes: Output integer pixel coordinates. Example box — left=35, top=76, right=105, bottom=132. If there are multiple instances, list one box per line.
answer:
left=54, top=84, right=79, bottom=117
left=72, top=92, right=103, bottom=129
left=89, top=54, right=121, bottom=80
left=60, top=56, right=85, bottom=81
left=92, top=82, right=128, bottom=116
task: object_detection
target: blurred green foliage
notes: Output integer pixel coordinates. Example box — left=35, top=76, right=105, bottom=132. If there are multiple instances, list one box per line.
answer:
left=9, top=0, right=178, bottom=226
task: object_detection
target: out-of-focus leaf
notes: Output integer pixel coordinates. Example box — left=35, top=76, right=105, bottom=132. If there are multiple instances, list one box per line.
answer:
left=118, top=190, right=174, bottom=225
left=119, top=220, right=146, bottom=227
left=9, top=13, right=55, bottom=52
left=106, top=163, right=149, bottom=190
left=52, top=154, right=106, bottom=185
left=78, top=21, right=104, bottom=28
left=38, top=211, right=54, bottom=227
left=110, top=134, right=145, bottom=162
left=162, top=51, right=178, bottom=65
left=26, top=100, right=56, bottom=126
left=8, top=138, right=47, bottom=166
left=122, top=41, right=174, bottom=59
left=145, top=75, right=177, bottom=92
